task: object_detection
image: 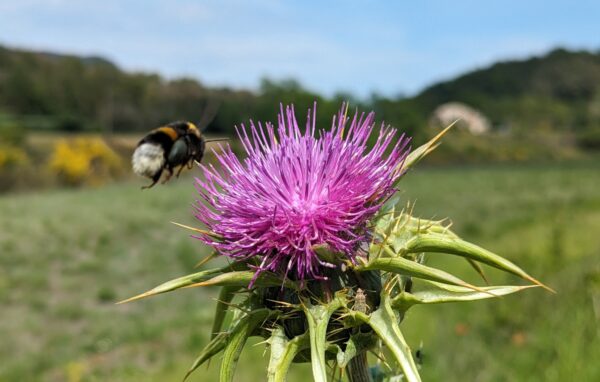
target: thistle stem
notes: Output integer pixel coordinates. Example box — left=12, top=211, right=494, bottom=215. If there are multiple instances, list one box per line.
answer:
left=348, top=351, right=372, bottom=382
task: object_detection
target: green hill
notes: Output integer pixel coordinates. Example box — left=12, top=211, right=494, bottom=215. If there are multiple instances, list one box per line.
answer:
left=0, top=45, right=337, bottom=135
left=414, top=48, right=600, bottom=132
left=1, top=45, right=599, bottom=136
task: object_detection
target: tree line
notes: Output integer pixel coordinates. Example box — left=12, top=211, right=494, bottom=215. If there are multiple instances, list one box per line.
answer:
left=1, top=45, right=599, bottom=145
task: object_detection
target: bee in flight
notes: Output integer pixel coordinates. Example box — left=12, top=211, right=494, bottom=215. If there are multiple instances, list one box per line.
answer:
left=131, top=121, right=225, bottom=189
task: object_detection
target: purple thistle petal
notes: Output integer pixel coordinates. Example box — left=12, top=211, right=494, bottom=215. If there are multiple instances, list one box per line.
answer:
left=193, top=103, right=411, bottom=283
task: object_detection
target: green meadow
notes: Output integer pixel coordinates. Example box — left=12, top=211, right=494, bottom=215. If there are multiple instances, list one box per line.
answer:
left=1, top=162, right=599, bottom=381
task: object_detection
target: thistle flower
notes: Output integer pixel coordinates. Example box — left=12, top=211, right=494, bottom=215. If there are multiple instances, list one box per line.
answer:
left=193, top=104, right=411, bottom=282
left=124, top=108, right=548, bottom=382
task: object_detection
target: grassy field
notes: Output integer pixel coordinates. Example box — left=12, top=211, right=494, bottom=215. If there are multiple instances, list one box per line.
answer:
left=0, top=162, right=599, bottom=381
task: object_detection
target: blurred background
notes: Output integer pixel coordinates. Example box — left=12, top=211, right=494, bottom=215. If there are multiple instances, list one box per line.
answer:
left=0, top=1, right=598, bottom=381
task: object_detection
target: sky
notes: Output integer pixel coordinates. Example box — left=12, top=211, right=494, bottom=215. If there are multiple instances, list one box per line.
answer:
left=0, top=0, right=599, bottom=98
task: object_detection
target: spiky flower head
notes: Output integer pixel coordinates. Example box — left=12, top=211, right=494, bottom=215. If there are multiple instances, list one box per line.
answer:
left=123, top=109, right=547, bottom=382
left=194, top=104, right=410, bottom=282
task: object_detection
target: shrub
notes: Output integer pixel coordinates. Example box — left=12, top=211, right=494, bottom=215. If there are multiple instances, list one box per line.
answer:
left=0, top=145, right=29, bottom=168
left=0, top=117, right=28, bottom=146
left=48, top=137, right=123, bottom=186
left=577, top=128, right=600, bottom=150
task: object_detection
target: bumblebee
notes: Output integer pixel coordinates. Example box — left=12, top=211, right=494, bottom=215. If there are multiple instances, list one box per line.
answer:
left=132, top=121, right=207, bottom=189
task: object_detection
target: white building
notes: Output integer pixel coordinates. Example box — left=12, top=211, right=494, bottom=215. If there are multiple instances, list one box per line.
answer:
left=431, top=102, right=491, bottom=135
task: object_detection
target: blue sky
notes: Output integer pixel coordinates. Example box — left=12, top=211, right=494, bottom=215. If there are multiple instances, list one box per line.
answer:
left=1, top=0, right=598, bottom=98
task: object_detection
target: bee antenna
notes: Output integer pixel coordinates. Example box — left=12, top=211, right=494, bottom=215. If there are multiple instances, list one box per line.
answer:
left=204, top=138, right=230, bottom=143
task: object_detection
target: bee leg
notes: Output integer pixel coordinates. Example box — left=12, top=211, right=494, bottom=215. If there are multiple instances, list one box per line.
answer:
left=142, top=170, right=163, bottom=189
left=163, top=166, right=175, bottom=183
left=175, top=164, right=186, bottom=178
left=161, top=167, right=174, bottom=184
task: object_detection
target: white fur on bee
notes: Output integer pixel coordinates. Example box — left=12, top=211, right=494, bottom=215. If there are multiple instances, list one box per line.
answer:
left=132, top=143, right=165, bottom=177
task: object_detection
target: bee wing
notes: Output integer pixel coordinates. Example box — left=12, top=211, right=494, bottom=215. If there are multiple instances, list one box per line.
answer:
left=196, top=98, right=221, bottom=132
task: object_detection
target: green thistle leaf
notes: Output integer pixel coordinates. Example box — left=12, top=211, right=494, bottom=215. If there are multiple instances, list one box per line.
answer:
left=371, top=209, right=453, bottom=258
left=369, top=204, right=551, bottom=292
left=404, top=233, right=553, bottom=291
left=267, top=328, right=309, bottom=382
left=210, top=286, right=240, bottom=340
left=186, top=271, right=298, bottom=290
left=183, top=332, right=229, bottom=381
left=392, top=282, right=539, bottom=310
left=335, top=333, right=377, bottom=369
left=302, top=296, right=345, bottom=382
left=349, top=293, right=422, bottom=382
left=359, top=252, right=489, bottom=294
left=117, top=260, right=249, bottom=304
left=220, top=308, right=275, bottom=382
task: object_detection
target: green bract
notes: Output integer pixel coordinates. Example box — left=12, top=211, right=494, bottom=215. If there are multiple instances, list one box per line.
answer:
left=121, top=126, right=551, bottom=382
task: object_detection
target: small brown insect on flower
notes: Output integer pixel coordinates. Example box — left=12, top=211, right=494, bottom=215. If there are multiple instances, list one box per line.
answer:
left=352, top=288, right=370, bottom=314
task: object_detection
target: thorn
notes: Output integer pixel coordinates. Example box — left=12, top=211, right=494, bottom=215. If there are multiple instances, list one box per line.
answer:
left=464, top=282, right=499, bottom=297
left=116, top=290, right=154, bottom=304
left=194, top=251, right=218, bottom=268
left=253, top=339, right=270, bottom=347
left=525, top=276, right=556, bottom=294
left=368, top=349, right=392, bottom=371
left=266, top=299, right=299, bottom=308
left=326, top=327, right=347, bottom=337
left=429, top=119, right=459, bottom=147
left=170, top=221, right=223, bottom=239
left=466, top=258, right=490, bottom=285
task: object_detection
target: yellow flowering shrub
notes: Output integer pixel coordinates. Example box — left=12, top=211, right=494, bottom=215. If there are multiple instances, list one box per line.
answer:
left=48, top=137, right=123, bottom=186
left=0, top=146, right=29, bottom=168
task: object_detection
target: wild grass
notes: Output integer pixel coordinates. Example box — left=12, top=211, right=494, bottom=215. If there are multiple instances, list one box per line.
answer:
left=0, top=162, right=598, bottom=381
